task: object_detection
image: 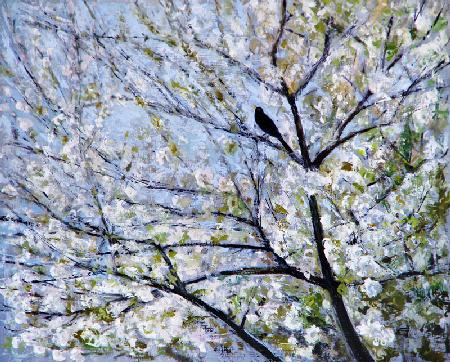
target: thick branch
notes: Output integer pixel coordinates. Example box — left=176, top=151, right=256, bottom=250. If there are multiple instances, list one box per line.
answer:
left=185, top=266, right=325, bottom=287
left=164, top=243, right=269, bottom=251
left=378, top=268, right=449, bottom=285
left=313, top=121, right=390, bottom=167
left=335, top=90, right=373, bottom=140
left=351, top=268, right=449, bottom=286
left=284, top=91, right=312, bottom=167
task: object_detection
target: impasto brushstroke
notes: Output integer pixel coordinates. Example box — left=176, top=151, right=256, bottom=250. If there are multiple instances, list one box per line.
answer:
left=0, top=0, right=449, bottom=361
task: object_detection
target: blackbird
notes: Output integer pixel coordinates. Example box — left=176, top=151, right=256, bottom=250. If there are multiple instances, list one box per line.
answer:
left=254, top=106, right=294, bottom=155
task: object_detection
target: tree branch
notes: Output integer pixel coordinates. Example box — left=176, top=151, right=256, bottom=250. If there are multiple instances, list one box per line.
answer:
left=378, top=268, right=449, bottom=285
left=284, top=88, right=312, bottom=167
left=351, top=268, right=449, bottom=286
left=174, top=287, right=282, bottom=361
left=381, top=16, right=394, bottom=70
left=164, top=242, right=269, bottom=251
left=335, top=89, right=373, bottom=140
left=295, top=19, right=333, bottom=97
left=184, top=266, right=325, bottom=287
left=313, top=121, right=390, bottom=167
left=387, top=8, right=444, bottom=72
left=271, top=0, right=287, bottom=67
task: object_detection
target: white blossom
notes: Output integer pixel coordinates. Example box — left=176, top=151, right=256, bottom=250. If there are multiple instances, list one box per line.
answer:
left=362, top=278, right=382, bottom=298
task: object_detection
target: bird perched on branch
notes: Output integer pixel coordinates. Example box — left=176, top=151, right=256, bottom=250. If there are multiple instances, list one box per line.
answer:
left=254, top=106, right=295, bottom=155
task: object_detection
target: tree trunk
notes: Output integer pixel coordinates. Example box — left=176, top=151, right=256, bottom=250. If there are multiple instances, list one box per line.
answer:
left=308, top=195, right=374, bottom=362
left=286, top=91, right=373, bottom=361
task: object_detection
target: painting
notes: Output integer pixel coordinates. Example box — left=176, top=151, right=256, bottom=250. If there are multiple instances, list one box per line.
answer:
left=0, top=0, right=448, bottom=361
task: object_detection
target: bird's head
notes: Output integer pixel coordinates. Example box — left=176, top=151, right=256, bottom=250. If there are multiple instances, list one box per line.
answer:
left=255, top=106, right=263, bottom=114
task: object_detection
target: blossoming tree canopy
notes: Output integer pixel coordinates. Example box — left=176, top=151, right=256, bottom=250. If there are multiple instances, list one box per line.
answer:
left=0, top=0, right=449, bottom=361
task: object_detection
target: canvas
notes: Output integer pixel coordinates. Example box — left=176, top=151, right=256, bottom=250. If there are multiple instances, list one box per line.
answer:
left=0, top=0, right=449, bottom=361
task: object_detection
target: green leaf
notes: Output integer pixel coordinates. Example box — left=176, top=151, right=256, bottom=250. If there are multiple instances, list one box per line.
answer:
left=356, top=148, right=366, bottom=157
left=359, top=168, right=376, bottom=183
left=179, top=231, right=189, bottom=245
left=372, top=39, right=382, bottom=48
left=315, top=21, right=326, bottom=34
left=162, top=309, right=176, bottom=318
left=154, top=232, right=169, bottom=244
left=341, top=162, right=353, bottom=171
left=225, top=141, right=238, bottom=155
left=337, top=283, right=348, bottom=296
left=352, top=182, right=364, bottom=193
left=211, top=233, right=228, bottom=245
left=398, top=123, right=413, bottom=162
left=93, top=307, right=114, bottom=322
left=274, top=204, right=288, bottom=214
left=143, top=48, right=163, bottom=62
left=385, top=41, right=399, bottom=61
left=167, top=38, right=177, bottom=47
left=192, top=289, right=208, bottom=296
left=1, top=337, right=13, bottom=349
left=168, top=141, right=179, bottom=156
left=0, top=65, right=14, bottom=77
left=229, top=123, right=239, bottom=133
left=170, top=80, right=189, bottom=92
left=135, top=96, right=145, bottom=107
left=143, top=48, right=154, bottom=57
left=432, top=18, right=448, bottom=32
left=418, top=337, right=445, bottom=361
left=393, top=174, right=404, bottom=185
left=167, top=272, right=178, bottom=285
left=215, top=90, right=224, bottom=102
left=436, top=108, right=449, bottom=119
left=143, top=48, right=162, bottom=61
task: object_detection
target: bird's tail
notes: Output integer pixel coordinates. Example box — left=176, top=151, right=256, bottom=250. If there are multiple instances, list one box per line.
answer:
left=278, top=137, right=303, bottom=165
left=278, top=136, right=294, bottom=156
